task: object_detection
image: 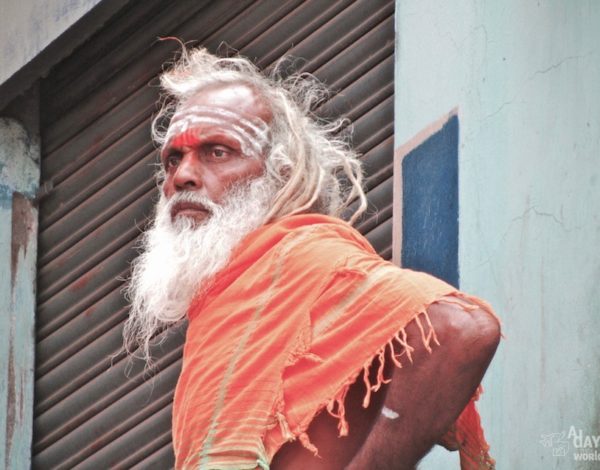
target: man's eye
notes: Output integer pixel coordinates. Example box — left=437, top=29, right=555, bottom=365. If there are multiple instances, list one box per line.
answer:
left=210, top=147, right=230, bottom=159
left=165, top=154, right=181, bottom=169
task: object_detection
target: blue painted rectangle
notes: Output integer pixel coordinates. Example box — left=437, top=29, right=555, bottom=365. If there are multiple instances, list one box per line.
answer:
left=401, top=115, right=459, bottom=287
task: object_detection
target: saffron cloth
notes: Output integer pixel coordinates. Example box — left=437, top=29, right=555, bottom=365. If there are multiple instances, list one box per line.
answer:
left=172, top=214, right=496, bottom=469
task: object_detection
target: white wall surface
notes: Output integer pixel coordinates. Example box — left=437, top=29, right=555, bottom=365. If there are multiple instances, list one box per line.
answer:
left=395, top=1, right=600, bottom=469
left=0, top=0, right=101, bottom=85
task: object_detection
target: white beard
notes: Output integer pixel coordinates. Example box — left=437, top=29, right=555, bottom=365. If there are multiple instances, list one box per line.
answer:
left=124, top=175, right=277, bottom=361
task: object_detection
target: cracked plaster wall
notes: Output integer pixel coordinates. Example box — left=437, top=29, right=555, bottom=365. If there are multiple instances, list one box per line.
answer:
left=0, top=0, right=101, bottom=85
left=395, top=1, right=600, bottom=468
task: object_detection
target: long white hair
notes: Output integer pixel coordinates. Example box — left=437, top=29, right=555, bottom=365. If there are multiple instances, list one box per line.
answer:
left=152, top=46, right=367, bottom=224
left=124, top=47, right=368, bottom=363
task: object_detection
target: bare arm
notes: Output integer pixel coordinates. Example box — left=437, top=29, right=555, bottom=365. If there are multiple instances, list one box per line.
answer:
left=346, top=301, right=501, bottom=470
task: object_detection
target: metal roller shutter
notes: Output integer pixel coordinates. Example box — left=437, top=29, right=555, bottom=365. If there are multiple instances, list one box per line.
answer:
left=34, top=1, right=395, bottom=467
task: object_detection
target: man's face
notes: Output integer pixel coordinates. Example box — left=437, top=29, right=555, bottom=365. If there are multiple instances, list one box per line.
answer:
left=160, top=82, right=272, bottom=224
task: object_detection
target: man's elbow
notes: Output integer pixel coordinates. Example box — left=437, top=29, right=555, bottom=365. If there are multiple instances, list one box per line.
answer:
left=463, top=305, right=501, bottom=363
left=428, top=300, right=501, bottom=368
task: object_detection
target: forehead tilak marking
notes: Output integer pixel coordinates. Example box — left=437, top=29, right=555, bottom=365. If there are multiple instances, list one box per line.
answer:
left=167, top=115, right=268, bottom=156
left=166, top=117, right=266, bottom=158
left=165, top=106, right=271, bottom=157
left=169, top=105, right=270, bottom=139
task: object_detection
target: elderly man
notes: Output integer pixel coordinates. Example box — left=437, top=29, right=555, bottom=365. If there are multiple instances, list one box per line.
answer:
left=124, top=47, right=500, bottom=470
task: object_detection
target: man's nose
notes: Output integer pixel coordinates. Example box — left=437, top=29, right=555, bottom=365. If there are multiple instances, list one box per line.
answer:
left=173, top=154, right=203, bottom=191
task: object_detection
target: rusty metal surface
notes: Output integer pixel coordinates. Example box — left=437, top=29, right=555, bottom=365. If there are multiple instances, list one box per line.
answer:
left=33, top=1, right=395, bottom=468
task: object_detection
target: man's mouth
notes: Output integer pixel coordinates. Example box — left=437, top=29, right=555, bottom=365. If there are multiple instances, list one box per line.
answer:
left=171, top=201, right=210, bottom=221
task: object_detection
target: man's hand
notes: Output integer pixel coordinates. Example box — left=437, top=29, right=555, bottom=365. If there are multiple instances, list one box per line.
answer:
left=345, top=301, right=500, bottom=469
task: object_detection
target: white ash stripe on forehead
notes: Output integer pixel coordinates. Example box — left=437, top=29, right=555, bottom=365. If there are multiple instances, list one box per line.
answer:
left=173, top=105, right=270, bottom=141
left=168, top=114, right=269, bottom=146
left=165, top=116, right=269, bottom=158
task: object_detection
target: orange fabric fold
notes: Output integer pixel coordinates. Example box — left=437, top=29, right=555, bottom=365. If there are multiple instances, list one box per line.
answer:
left=172, top=214, right=496, bottom=469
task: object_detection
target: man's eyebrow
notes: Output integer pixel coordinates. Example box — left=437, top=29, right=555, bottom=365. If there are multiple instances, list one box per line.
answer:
left=159, top=143, right=176, bottom=161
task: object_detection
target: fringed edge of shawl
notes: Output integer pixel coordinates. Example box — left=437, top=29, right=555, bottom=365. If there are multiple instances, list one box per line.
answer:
left=322, top=291, right=499, bottom=470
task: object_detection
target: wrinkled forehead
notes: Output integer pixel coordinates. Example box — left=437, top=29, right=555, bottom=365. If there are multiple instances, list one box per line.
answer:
left=166, top=105, right=270, bottom=141
left=164, top=105, right=271, bottom=158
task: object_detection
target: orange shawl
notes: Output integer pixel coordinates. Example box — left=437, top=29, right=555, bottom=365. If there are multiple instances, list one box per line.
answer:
left=172, top=214, right=496, bottom=469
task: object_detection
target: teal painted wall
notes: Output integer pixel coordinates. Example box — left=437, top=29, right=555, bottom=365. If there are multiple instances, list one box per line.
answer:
left=395, top=1, right=600, bottom=469
left=0, top=118, right=40, bottom=469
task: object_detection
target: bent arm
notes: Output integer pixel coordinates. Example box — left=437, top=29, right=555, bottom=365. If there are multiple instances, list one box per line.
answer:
left=346, top=301, right=501, bottom=470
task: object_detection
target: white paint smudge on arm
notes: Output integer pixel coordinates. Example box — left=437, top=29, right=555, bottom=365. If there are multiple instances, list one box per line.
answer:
left=381, top=406, right=399, bottom=420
